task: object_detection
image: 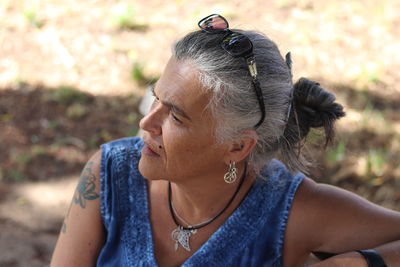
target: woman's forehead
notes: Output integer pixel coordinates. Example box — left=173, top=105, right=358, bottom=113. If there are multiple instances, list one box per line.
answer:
left=156, top=57, right=213, bottom=119
left=160, top=57, right=200, bottom=88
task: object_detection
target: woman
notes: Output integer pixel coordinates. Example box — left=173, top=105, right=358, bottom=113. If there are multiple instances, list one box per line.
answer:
left=51, top=14, right=400, bottom=266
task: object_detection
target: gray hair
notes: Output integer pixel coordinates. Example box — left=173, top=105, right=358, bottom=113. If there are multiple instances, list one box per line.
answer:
left=173, top=30, right=344, bottom=174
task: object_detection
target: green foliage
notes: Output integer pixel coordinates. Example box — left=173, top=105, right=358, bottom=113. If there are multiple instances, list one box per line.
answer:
left=126, top=127, right=139, bottom=137
left=88, top=135, right=101, bottom=149
left=326, top=140, right=346, bottom=166
left=366, top=149, right=388, bottom=177
left=66, top=103, right=89, bottom=119
left=359, top=102, right=387, bottom=132
left=360, top=102, right=374, bottom=128
left=307, top=129, right=325, bottom=144
left=0, top=114, right=11, bottom=123
left=23, top=8, right=45, bottom=28
left=30, top=134, right=40, bottom=144
left=111, top=3, right=147, bottom=31
left=87, top=129, right=115, bottom=148
left=360, top=64, right=381, bottom=84
left=131, top=62, right=158, bottom=86
left=48, top=120, right=61, bottom=130
left=131, top=62, right=145, bottom=84
left=50, top=86, right=89, bottom=105
left=16, top=154, right=31, bottom=164
left=9, top=169, right=25, bottom=182
left=30, top=145, right=47, bottom=156
left=125, top=112, right=140, bottom=137
left=99, top=129, right=113, bottom=142
left=353, top=62, right=384, bottom=89
left=126, top=112, right=138, bottom=124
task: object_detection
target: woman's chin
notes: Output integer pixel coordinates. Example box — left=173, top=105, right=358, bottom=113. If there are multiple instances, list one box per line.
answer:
left=138, top=158, right=163, bottom=180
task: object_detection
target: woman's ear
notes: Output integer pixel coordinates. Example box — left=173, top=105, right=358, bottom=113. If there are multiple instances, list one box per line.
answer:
left=223, top=130, right=258, bottom=164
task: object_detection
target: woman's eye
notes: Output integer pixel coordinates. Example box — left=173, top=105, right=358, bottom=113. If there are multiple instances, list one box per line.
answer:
left=152, top=93, right=160, bottom=104
left=171, top=113, right=182, bottom=123
left=151, top=87, right=159, bottom=101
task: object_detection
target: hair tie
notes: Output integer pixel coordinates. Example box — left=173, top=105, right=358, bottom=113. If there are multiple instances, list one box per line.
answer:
left=285, top=92, right=294, bottom=122
left=284, top=52, right=294, bottom=122
left=356, top=249, right=387, bottom=267
left=285, top=52, right=293, bottom=78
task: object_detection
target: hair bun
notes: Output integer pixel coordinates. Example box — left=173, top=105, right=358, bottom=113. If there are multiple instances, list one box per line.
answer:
left=293, top=77, right=345, bottom=126
left=291, top=77, right=345, bottom=144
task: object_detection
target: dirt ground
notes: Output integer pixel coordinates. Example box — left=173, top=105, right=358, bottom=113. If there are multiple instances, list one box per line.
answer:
left=1, top=0, right=400, bottom=266
left=0, top=86, right=142, bottom=266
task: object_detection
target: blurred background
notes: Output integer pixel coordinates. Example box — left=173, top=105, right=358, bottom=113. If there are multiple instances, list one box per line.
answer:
left=0, top=0, right=399, bottom=265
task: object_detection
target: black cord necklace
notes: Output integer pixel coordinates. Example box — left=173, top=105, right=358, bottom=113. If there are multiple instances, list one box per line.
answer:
left=168, top=164, right=247, bottom=251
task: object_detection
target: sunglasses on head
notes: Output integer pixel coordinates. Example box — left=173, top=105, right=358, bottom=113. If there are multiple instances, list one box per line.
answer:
left=198, top=14, right=266, bottom=128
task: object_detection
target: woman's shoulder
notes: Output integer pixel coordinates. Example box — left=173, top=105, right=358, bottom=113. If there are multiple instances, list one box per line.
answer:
left=99, top=136, right=144, bottom=178
left=100, top=137, right=144, bottom=175
left=101, top=136, right=144, bottom=153
left=99, top=137, right=146, bottom=231
left=259, top=159, right=306, bottom=191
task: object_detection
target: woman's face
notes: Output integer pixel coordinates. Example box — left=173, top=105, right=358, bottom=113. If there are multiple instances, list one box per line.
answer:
left=138, top=57, right=229, bottom=183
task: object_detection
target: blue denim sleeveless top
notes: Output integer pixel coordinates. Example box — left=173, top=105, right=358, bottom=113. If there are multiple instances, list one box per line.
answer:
left=97, top=137, right=305, bottom=267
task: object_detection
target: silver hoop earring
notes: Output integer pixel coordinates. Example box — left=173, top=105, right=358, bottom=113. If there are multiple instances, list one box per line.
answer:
left=224, top=161, right=237, bottom=184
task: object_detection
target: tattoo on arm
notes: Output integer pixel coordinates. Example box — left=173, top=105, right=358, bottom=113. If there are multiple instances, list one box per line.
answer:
left=73, top=162, right=100, bottom=208
left=62, top=161, right=100, bottom=233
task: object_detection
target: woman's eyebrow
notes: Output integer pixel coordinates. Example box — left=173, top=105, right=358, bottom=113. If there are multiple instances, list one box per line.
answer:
left=150, top=81, right=192, bottom=121
left=151, top=83, right=192, bottom=121
left=161, top=100, right=192, bottom=121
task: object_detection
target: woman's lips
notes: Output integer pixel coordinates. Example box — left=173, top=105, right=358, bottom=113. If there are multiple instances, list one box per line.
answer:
left=142, top=143, right=160, bottom=157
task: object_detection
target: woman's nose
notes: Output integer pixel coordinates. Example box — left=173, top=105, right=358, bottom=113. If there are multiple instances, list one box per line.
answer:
left=139, top=100, right=162, bottom=136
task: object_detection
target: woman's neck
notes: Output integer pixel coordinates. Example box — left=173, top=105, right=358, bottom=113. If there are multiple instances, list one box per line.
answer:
left=169, top=162, right=255, bottom=226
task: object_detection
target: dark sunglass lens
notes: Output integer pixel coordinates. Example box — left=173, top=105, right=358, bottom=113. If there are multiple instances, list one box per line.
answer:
left=199, top=15, right=228, bottom=31
left=222, top=33, right=253, bottom=57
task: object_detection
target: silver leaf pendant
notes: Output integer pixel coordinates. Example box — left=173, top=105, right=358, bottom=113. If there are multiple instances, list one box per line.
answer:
left=171, top=226, right=196, bottom=251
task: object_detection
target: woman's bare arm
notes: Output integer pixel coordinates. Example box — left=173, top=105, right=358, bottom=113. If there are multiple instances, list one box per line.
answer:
left=310, top=239, right=400, bottom=266
left=51, top=150, right=105, bottom=267
left=284, top=178, right=400, bottom=266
